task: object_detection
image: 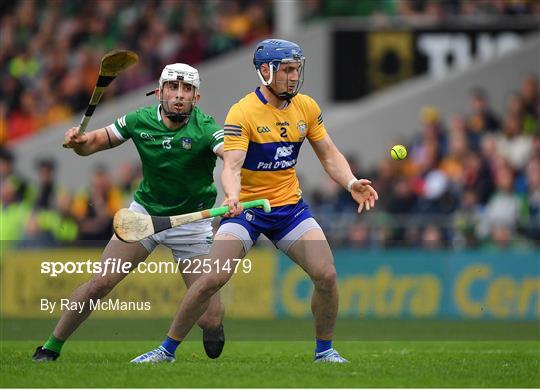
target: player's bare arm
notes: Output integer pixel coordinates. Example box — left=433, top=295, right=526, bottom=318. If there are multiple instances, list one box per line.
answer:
left=221, top=149, right=246, bottom=216
left=214, top=144, right=224, bottom=159
left=310, top=134, right=378, bottom=213
left=64, top=126, right=124, bottom=156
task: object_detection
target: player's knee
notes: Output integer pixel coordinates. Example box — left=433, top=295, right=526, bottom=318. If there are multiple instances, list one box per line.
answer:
left=312, top=268, right=337, bottom=292
left=197, top=274, right=227, bottom=296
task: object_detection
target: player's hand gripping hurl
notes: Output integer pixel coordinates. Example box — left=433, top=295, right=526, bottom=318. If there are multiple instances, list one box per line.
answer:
left=64, top=127, right=88, bottom=148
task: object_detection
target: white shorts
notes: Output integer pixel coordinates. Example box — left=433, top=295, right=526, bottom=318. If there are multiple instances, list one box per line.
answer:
left=128, top=201, right=213, bottom=261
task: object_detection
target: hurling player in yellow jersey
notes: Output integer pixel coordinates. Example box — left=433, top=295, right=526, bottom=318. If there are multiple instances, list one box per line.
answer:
left=159, top=39, right=378, bottom=363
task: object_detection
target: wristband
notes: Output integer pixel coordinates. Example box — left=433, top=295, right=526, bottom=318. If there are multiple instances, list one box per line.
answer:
left=346, top=178, right=358, bottom=192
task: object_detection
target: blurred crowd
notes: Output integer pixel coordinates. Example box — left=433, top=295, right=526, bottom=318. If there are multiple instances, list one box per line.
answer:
left=1, top=0, right=273, bottom=144
left=1, top=149, right=142, bottom=246
left=2, top=74, right=537, bottom=250
left=4, top=0, right=539, bottom=146
left=303, top=0, right=540, bottom=21
left=1, top=0, right=539, bottom=251
left=308, top=74, right=539, bottom=249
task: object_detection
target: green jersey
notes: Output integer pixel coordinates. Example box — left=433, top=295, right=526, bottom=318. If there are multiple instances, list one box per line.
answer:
left=110, top=105, right=223, bottom=216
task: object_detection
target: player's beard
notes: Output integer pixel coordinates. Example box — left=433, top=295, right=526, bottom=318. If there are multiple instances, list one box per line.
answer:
left=161, top=97, right=196, bottom=123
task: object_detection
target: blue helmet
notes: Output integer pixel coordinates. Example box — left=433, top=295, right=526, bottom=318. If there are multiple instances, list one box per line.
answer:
left=253, top=39, right=304, bottom=70
left=253, top=39, right=305, bottom=100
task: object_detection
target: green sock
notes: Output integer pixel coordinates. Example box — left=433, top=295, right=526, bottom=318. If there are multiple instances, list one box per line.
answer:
left=43, top=334, right=65, bottom=354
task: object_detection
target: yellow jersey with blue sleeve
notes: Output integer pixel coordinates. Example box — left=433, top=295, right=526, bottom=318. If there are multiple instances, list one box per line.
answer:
left=224, top=87, right=327, bottom=207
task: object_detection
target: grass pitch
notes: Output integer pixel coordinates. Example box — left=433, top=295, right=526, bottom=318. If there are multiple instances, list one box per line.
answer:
left=1, top=340, right=539, bottom=387
left=1, top=319, right=539, bottom=387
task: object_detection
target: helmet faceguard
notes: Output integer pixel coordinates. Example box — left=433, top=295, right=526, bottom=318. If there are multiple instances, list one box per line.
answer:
left=148, top=63, right=201, bottom=123
left=253, top=39, right=305, bottom=101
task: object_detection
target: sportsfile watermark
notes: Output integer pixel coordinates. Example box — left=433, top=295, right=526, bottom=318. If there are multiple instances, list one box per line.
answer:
left=40, top=257, right=252, bottom=277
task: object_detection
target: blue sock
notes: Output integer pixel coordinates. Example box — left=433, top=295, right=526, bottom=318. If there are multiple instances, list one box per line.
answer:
left=316, top=338, right=332, bottom=353
left=161, top=336, right=181, bottom=356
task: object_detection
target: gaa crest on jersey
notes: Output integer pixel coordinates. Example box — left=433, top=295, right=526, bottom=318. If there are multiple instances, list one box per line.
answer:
left=257, top=126, right=271, bottom=134
left=297, top=120, right=307, bottom=136
left=181, top=137, right=192, bottom=150
left=140, top=132, right=155, bottom=141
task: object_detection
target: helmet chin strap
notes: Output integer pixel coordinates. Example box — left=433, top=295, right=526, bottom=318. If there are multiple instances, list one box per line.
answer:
left=264, top=85, right=293, bottom=103
left=256, top=64, right=297, bottom=103
left=162, top=107, right=191, bottom=123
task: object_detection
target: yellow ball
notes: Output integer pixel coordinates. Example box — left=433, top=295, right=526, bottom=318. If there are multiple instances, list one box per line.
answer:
left=390, top=144, right=407, bottom=160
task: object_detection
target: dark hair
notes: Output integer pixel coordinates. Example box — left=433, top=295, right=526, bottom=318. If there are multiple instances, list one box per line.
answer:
left=36, top=157, right=56, bottom=170
left=470, top=87, right=487, bottom=99
left=0, top=147, right=14, bottom=163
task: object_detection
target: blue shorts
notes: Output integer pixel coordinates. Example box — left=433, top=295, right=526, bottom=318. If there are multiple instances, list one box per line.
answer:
left=218, top=199, right=321, bottom=253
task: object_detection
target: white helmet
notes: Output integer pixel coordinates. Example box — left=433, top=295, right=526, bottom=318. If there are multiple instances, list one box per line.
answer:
left=154, top=63, right=200, bottom=123
left=159, top=63, right=200, bottom=90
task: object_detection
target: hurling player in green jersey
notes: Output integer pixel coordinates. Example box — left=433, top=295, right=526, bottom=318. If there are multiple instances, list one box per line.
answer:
left=33, top=64, right=226, bottom=363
